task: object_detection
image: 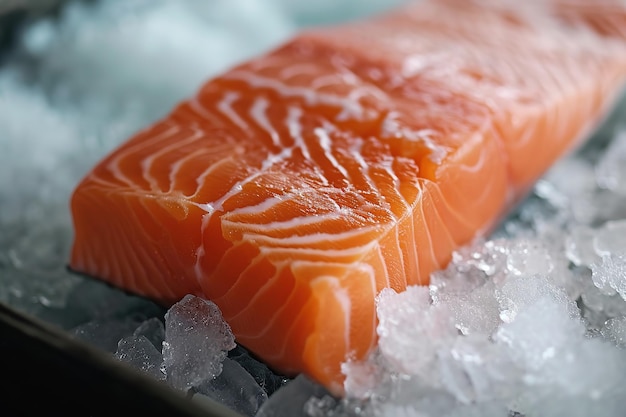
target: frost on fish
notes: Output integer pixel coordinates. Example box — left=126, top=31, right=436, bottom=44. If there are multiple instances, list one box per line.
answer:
left=68, top=0, right=626, bottom=394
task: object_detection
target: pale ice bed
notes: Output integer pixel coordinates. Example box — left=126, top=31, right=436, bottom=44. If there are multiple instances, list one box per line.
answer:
left=2, top=1, right=626, bottom=416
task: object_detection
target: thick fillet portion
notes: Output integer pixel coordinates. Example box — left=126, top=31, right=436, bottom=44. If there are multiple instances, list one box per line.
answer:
left=69, top=0, right=626, bottom=394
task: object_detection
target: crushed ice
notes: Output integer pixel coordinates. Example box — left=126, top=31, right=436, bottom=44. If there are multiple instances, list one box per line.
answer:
left=333, top=123, right=626, bottom=416
left=2, top=0, right=626, bottom=416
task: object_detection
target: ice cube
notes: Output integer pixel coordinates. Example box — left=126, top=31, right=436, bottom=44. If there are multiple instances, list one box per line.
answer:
left=228, top=345, right=289, bottom=396
left=255, top=374, right=331, bottom=417
left=565, top=225, right=600, bottom=268
left=601, top=317, right=626, bottom=348
left=162, top=294, right=236, bottom=391
left=376, top=287, right=457, bottom=375
left=430, top=239, right=508, bottom=301
left=538, top=156, right=599, bottom=225
left=437, top=280, right=501, bottom=337
left=580, top=270, right=614, bottom=312
left=541, top=338, right=626, bottom=415
left=515, top=196, right=563, bottom=235
left=303, top=395, right=339, bottom=417
left=505, top=240, right=554, bottom=278
left=543, top=156, right=596, bottom=202
left=534, top=179, right=569, bottom=211
left=115, top=335, right=165, bottom=381
left=373, top=381, right=460, bottom=417
left=496, top=275, right=578, bottom=324
left=132, top=317, right=165, bottom=350
left=342, top=352, right=384, bottom=399
left=495, top=294, right=585, bottom=375
left=591, top=254, right=626, bottom=299
left=71, top=316, right=146, bottom=353
left=193, top=358, right=267, bottom=417
left=436, top=335, right=521, bottom=404
left=593, top=220, right=626, bottom=257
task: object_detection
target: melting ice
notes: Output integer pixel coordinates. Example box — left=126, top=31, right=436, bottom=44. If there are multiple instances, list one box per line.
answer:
left=2, top=1, right=626, bottom=417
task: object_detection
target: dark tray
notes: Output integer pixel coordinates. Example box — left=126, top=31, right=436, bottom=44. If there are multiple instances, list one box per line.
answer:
left=0, top=302, right=244, bottom=417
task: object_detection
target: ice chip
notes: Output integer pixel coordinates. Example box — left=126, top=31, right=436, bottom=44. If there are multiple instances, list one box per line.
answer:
left=162, top=294, right=236, bottom=391
left=132, top=317, right=165, bottom=350
left=580, top=270, right=613, bottom=312
left=602, top=295, right=626, bottom=319
left=593, top=219, right=626, bottom=257
left=115, top=335, right=165, bottom=381
left=505, top=239, right=554, bottom=277
left=544, top=155, right=596, bottom=201
left=601, top=317, right=626, bottom=348
left=194, top=357, right=267, bottom=417
left=454, top=239, right=509, bottom=278
left=495, top=294, right=585, bottom=374
left=516, top=196, right=562, bottom=235
left=437, top=280, right=501, bottom=336
left=496, top=275, right=578, bottom=324
left=537, top=156, right=600, bottom=225
left=255, top=374, right=331, bottom=417
left=342, top=354, right=384, bottom=399
left=376, top=287, right=457, bottom=375
left=565, top=225, right=600, bottom=267
left=437, top=335, right=521, bottom=404
left=582, top=308, right=605, bottom=334
left=591, top=254, right=626, bottom=299
left=534, top=179, right=569, bottom=211
left=578, top=266, right=626, bottom=322
left=548, top=338, right=626, bottom=408
left=430, top=239, right=508, bottom=303
left=228, top=345, right=289, bottom=396
left=303, top=395, right=338, bottom=417
left=373, top=381, right=460, bottom=417
left=71, top=316, right=146, bottom=353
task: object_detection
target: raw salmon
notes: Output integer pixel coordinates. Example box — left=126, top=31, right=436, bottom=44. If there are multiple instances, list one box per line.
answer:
left=69, top=0, right=626, bottom=394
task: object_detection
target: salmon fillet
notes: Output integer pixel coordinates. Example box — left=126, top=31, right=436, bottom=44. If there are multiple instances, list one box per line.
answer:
left=69, top=0, right=626, bottom=394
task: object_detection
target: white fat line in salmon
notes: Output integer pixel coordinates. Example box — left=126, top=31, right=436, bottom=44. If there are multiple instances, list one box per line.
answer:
left=225, top=70, right=378, bottom=122
left=314, top=127, right=352, bottom=180
left=140, top=130, right=205, bottom=193
left=102, top=125, right=181, bottom=188
left=218, top=91, right=249, bottom=132
left=250, top=97, right=282, bottom=148
left=223, top=212, right=350, bottom=232
left=241, top=226, right=383, bottom=249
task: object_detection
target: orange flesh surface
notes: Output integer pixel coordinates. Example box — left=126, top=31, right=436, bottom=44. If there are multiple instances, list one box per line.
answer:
left=69, top=0, right=626, bottom=395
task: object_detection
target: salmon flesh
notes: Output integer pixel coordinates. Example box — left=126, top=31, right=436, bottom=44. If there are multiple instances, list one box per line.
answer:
left=69, top=0, right=626, bottom=394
